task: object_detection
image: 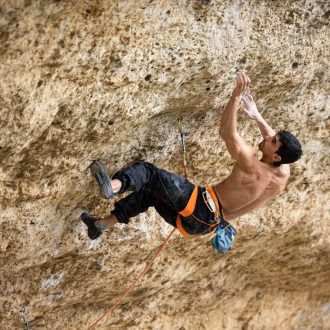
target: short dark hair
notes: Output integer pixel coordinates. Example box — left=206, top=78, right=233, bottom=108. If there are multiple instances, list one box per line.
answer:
left=274, top=130, right=302, bottom=167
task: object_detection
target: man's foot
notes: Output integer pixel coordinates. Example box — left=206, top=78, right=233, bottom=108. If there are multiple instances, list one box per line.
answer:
left=89, top=159, right=114, bottom=199
left=81, top=212, right=105, bottom=240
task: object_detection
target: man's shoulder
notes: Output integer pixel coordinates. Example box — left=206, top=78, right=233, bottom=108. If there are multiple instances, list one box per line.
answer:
left=234, top=150, right=260, bottom=170
left=278, top=164, right=291, bottom=179
left=274, top=165, right=290, bottom=192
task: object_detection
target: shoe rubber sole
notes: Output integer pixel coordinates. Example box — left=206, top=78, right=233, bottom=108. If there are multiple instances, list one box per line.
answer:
left=89, top=160, right=114, bottom=199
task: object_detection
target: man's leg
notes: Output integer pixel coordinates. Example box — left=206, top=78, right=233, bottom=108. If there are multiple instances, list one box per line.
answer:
left=95, top=184, right=161, bottom=232
left=91, top=179, right=121, bottom=233
left=112, top=161, right=194, bottom=211
left=107, top=179, right=122, bottom=194
left=94, top=214, right=118, bottom=234
left=95, top=161, right=193, bottom=231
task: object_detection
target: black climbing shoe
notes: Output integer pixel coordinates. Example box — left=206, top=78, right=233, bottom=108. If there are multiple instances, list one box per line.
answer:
left=89, top=159, right=114, bottom=199
left=81, top=212, right=105, bottom=240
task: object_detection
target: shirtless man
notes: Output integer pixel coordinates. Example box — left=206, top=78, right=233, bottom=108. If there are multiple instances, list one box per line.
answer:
left=82, top=73, right=302, bottom=253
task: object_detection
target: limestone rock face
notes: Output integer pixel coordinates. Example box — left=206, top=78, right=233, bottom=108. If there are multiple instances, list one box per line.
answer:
left=0, top=0, right=329, bottom=329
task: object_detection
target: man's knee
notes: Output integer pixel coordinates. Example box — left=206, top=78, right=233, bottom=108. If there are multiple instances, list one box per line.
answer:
left=112, top=160, right=157, bottom=193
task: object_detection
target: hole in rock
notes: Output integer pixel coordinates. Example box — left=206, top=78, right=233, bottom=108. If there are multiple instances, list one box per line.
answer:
left=144, top=74, right=152, bottom=81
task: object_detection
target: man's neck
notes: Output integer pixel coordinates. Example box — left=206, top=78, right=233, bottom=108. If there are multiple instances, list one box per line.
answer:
left=260, top=156, right=275, bottom=166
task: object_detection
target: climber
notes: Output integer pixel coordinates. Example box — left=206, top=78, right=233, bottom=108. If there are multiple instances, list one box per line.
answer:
left=81, top=73, right=302, bottom=252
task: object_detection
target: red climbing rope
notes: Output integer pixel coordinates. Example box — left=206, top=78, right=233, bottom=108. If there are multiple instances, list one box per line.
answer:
left=86, top=227, right=176, bottom=330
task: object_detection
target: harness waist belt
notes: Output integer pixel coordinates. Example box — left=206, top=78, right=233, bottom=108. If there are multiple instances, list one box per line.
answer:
left=176, top=186, right=222, bottom=237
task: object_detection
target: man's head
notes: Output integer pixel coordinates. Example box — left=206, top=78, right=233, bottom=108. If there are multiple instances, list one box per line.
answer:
left=259, top=130, right=302, bottom=166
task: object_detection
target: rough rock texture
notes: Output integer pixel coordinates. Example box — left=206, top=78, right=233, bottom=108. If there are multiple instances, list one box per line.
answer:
left=0, top=0, right=329, bottom=329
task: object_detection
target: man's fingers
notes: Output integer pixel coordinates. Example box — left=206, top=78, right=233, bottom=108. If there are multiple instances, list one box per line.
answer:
left=243, top=92, right=253, bottom=102
left=246, top=93, right=253, bottom=101
left=242, top=73, right=248, bottom=85
left=239, top=73, right=250, bottom=92
left=237, top=73, right=243, bottom=86
left=246, top=76, right=251, bottom=87
left=242, top=94, right=251, bottom=104
left=236, top=73, right=251, bottom=95
left=242, top=108, right=252, bottom=117
left=243, top=73, right=251, bottom=84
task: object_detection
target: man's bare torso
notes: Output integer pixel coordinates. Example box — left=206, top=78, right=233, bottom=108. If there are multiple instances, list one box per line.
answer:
left=213, top=154, right=290, bottom=220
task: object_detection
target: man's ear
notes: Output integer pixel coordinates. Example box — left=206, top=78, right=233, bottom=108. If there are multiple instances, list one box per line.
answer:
left=273, top=153, right=281, bottom=163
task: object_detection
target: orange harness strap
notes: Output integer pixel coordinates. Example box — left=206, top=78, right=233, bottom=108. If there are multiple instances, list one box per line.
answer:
left=176, top=186, right=198, bottom=237
left=176, top=215, right=190, bottom=237
left=179, top=186, right=199, bottom=217
left=176, top=185, right=224, bottom=237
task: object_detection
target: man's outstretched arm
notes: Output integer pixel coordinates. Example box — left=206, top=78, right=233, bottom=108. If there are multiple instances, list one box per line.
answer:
left=219, top=73, right=250, bottom=139
left=242, top=93, right=276, bottom=138
left=220, top=73, right=255, bottom=169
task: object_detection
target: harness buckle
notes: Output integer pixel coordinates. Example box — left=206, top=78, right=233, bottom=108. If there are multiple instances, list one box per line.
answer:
left=202, top=190, right=217, bottom=213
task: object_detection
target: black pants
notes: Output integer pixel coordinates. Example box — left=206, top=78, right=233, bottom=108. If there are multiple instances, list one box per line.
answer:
left=111, top=161, right=217, bottom=235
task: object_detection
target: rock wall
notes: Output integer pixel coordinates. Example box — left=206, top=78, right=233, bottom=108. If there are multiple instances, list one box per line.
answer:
left=0, top=0, right=329, bottom=329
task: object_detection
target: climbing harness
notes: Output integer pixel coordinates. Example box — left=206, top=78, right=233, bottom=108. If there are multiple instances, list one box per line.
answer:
left=176, top=185, right=224, bottom=237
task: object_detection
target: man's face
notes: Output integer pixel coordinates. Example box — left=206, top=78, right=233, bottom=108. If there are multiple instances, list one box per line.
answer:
left=259, top=133, right=282, bottom=160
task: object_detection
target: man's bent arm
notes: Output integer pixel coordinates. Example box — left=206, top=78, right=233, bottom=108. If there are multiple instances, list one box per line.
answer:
left=242, top=93, right=276, bottom=138
left=219, top=94, right=241, bottom=139
left=219, top=74, right=255, bottom=169
left=220, top=74, right=250, bottom=139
